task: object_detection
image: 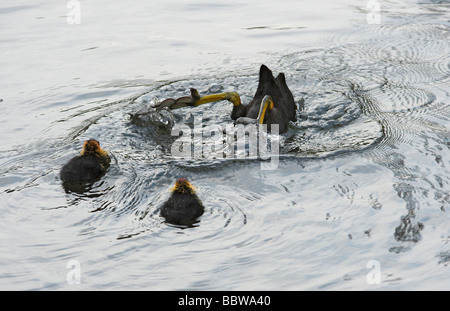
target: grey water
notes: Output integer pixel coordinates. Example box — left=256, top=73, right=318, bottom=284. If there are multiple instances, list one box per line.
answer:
left=0, top=0, right=449, bottom=290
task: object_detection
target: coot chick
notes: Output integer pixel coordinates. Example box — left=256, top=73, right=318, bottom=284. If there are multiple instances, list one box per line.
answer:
left=160, top=178, right=205, bottom=227
left=60, top=139, right=110, bottom=187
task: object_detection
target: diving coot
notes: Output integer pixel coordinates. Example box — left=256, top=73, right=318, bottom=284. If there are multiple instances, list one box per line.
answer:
left=153, top=64, right=297, bottom=133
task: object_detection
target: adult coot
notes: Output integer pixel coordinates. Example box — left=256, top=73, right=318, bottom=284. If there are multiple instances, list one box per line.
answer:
left=153, top=64, right=297, bottom=133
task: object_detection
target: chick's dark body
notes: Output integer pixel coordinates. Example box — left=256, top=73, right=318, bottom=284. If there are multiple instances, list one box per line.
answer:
left=160, top=191, right=204, bottom=226
left=60, top=155, right=110, bottom=184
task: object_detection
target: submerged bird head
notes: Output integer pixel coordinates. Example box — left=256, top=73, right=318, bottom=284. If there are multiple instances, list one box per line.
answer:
left=81, top=139, right=108, bottom=157
left=171, top=178, right=196, bottom=194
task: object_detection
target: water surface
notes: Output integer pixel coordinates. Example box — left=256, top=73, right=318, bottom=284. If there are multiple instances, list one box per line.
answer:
left=0, top=0, right=449, bottom=290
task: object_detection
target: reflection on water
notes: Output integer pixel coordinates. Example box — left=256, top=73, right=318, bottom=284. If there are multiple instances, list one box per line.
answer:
left=0, top=0, right=449, bottom=290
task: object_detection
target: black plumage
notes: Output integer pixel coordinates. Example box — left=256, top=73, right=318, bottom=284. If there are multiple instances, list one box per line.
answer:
left=60, top=155, right=109, bottom=184
left=153, top=64, right=297, bottom=133
left=160, top=178, right=204, bottom=227
left=231, top=64, right=297, bottom=133
left=60, top=139, right=110, bottom=188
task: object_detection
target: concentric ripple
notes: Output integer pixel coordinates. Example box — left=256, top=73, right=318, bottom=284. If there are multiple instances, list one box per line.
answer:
left=131, top=68, right=383, bottom=160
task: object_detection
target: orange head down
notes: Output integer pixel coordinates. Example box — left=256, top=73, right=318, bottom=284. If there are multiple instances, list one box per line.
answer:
left=81, top=139, right=108, bottom=158
left=171, top=178, right=196, bottom=194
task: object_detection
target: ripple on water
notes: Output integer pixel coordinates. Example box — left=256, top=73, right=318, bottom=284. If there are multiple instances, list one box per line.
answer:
left=2, top=0, right=450, bottom=291
left=131, top=67, right=384, bottom=160
left=281, top=21, right=450, bottom=160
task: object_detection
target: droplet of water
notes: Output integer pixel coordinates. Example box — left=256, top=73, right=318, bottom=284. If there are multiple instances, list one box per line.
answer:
left=208, top=83, right=223, bottom=93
